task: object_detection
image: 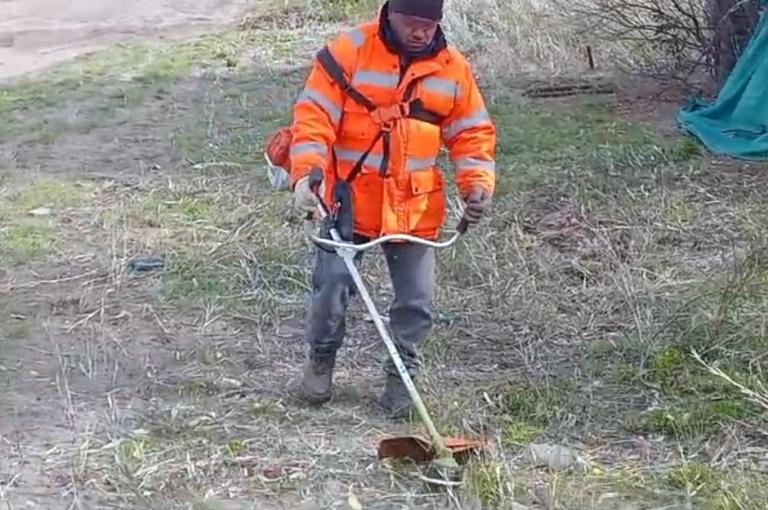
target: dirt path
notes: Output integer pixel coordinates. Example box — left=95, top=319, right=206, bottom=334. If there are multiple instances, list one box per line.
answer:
left=0, top=0, right=262, bottom=80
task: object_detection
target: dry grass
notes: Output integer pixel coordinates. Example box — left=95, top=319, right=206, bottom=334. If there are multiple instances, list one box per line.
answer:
left=441, top=0, right=599, bottom=79
left=1, top=0, right=767, bottom=509
left=243, top=0, right=630, bottom=81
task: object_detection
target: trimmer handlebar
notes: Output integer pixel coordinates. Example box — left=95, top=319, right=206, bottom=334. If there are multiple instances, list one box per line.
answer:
left=304, top=219, right=468, bottom=252
left=304, top=167, right=469, bottom=252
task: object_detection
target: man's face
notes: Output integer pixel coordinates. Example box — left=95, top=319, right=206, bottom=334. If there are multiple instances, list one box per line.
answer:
left=389, top=11, right=438, bottom=53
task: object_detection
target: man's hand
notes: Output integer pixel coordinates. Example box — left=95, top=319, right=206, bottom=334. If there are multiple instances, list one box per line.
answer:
left=462, top=185, right=492, bottom=224
left=293, top=172, right=326, bottom=213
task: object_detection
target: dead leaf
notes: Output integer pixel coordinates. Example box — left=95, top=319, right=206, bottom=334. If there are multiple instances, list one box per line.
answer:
left=346, top=494, right=362, bottom=510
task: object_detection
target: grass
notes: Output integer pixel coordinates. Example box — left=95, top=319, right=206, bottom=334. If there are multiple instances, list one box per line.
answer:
left=1, top=0, right=768, bottom=509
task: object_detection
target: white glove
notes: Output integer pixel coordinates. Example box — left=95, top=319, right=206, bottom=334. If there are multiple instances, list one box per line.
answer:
left=293, top=175, right=325, bottom=213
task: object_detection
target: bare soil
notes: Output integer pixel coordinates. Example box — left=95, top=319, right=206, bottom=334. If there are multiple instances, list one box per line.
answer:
left=0, top=0, right=260, bottom=80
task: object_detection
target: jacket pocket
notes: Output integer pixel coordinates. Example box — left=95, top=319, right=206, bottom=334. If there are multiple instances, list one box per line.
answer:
left=336, top=108, right=380, bottom=175
left=407, top=168, right=446, bottom=233
left=410, top=168, right=443, bottom=195
left=338, top=109, right=374, bottom=141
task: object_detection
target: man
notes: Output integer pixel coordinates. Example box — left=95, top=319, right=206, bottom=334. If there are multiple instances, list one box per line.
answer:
left=288, top=0, right=496, bottom=419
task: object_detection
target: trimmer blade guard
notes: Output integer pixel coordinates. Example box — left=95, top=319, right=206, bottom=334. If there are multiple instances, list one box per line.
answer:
left=377, top=434, right=488, bottom=465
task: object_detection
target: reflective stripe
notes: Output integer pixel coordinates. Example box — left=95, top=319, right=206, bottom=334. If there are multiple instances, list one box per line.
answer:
left=297, top=86, right=341, bottom=124
left=406, top=155, right=437, bottom=172
left=336, top=148, right=438, bottom=173
left=423, top=76, right=460, bottom=98
left=291, top=141, right=327, bottom=158
left=342, top=27, right=366, bottom=47
left=442, top=106, right=491, bottom=139
left=335, top=147, right=384, bottom=169
left=351, top=69, right=399, bottom=88
left=452, top=156, right=496, bottom=173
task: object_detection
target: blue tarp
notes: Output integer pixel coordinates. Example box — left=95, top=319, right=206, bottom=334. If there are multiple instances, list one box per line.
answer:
left=678, top=5, right=768, bottom=160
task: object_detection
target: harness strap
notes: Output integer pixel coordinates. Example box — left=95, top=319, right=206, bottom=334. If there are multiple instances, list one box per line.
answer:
left=315, top=45, right=446, bottom=182
left=316, top=46, right=377, bottom=113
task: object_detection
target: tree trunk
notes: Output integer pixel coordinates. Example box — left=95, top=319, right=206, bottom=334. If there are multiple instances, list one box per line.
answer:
left=708, top=0, right=762, bottom=89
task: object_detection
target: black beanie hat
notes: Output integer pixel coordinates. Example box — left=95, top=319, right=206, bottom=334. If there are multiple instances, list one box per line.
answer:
left=389, top=0, right=444, bottom=21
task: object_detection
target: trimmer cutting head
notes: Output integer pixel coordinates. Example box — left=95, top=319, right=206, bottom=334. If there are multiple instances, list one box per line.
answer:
left=377, top=434, right=488, bottom=466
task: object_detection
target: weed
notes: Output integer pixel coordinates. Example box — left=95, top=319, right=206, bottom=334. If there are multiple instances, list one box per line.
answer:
left=462, top=454, right=515, bottom=507
left=502, top=380, right=567, bottom=427
left=502, top=420, right=543, bottom=446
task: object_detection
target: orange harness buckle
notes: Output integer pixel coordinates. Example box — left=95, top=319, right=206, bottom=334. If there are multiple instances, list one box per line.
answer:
left=372, top=102, right=410, bottom=128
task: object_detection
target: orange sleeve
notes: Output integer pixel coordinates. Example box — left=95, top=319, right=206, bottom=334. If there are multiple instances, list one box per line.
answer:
left=289, top=29, right=361, bottom=188
left=441, top=56, right=497, bottom=198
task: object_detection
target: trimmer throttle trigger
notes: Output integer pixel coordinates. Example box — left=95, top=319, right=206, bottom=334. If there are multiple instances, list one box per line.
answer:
left=308, top=167, right=324, bottom=195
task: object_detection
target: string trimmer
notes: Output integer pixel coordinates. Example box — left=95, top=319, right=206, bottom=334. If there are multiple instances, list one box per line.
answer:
left=303, top=168, right=487, bottom=470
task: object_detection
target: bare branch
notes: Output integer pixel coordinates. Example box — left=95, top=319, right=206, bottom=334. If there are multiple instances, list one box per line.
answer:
left=555, top=0, right=763, bottom=90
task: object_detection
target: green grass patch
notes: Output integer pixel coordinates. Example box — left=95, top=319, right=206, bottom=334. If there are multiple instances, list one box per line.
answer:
left=125, top=181, right=308, bottom=313
left=0, top=177, right=94, bottom=263
left=249, top=0, right=380, bottom=24
left=0, top=32, right=246, bottom=109
left=591, top=243, right=768, bottom=439
left=1, top=219, right=59, bottom=261
left=0, top=26, right=308, bottom=146
left=501, top=420, right=544, bottom=446
left=502, top=380, right=566, bottom=425
left=497, top=379, right=571, bottom=441
left=5, top=177, right=91, bottom=210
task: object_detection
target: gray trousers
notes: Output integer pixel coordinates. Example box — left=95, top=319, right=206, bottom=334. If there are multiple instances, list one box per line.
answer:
left=304, top=234, right=435, bottom=377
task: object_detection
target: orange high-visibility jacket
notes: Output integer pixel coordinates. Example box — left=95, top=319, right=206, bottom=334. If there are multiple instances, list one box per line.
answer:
left=289, top=14, right=496, bottom=239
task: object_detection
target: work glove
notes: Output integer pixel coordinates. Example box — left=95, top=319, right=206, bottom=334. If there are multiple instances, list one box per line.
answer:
left=462, top=185, right=492, bottom=224
left=293, top=172, right=325, bottom=214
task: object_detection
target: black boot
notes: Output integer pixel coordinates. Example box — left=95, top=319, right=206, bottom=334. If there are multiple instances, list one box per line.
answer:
left=300, top=353, right=335, bottom=405
left=377, top=375, right=415, bottom=420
